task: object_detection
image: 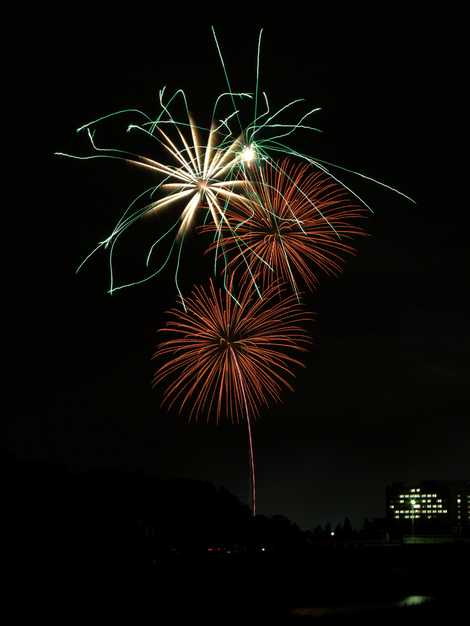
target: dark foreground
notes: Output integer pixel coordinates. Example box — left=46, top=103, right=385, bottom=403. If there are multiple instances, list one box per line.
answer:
left=8, top=461, right=468, bottom=621
left=13, top=544, right=468, bottom=623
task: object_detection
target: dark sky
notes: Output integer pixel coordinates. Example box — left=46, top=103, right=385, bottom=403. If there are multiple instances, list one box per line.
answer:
left=10, top=15, right=469, bottom=529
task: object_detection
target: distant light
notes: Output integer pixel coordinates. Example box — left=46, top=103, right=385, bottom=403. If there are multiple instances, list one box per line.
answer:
left=330, top=531, right=335, bottom=537
left=261, top=547, right=266, bottom=552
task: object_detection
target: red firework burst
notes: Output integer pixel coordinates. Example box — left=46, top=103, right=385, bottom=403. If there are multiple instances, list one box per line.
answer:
left=206, top=158, right=367, bottom=295
left=153, top=278, right=311, bottom=513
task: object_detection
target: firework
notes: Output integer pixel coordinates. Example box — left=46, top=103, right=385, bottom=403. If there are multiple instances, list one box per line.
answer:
left=55, top=28, right=412, bottom=301
left=126, top=115, right=251, bottom=236
left=56, top=103, right=255, bottom=300
left=153, top=278, right=311, bottom=513
left=206, top=158, right=367, bottom=296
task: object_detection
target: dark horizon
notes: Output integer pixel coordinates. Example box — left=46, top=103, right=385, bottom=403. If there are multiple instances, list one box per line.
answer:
left=10, top=16, right=469, bottom=531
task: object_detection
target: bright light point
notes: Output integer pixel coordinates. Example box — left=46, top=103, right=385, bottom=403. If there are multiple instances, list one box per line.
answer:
left=240, top=145, right=256, bottom=163
left=330, top=531, right=335, bottom=536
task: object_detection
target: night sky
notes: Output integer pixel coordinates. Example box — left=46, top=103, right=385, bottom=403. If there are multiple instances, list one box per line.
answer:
left=10, top=15, right=468, bottom=530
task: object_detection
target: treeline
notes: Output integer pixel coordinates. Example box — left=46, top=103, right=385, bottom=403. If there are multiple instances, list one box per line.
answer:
left=308, top=517, right=389, bottom=541
left=7, top=456, right=308, bottom=568
left=7, top=453, right=393, bottom=580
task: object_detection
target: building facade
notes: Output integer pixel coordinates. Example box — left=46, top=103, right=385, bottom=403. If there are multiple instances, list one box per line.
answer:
left=386, top=481, right=470, bottom=534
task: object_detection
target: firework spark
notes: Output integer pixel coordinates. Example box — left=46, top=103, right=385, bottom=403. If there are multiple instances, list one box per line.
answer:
left=211, top=26, right=414, bottom=213
left=153, top=278, right=311, bottom=513
left=206, top=158, right=367, bottom=296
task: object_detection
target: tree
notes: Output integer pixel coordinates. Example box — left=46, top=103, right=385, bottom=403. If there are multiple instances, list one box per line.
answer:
left=343, top=517, right=353, bottom=538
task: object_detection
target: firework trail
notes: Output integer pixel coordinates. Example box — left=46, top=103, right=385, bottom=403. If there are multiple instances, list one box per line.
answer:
left=153, top=278, right=311, bottom=514
left=210, top=26, right=414, bottom=211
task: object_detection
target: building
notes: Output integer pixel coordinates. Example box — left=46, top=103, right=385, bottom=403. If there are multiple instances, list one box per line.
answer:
left=386, top=481, right=470, bottom=534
